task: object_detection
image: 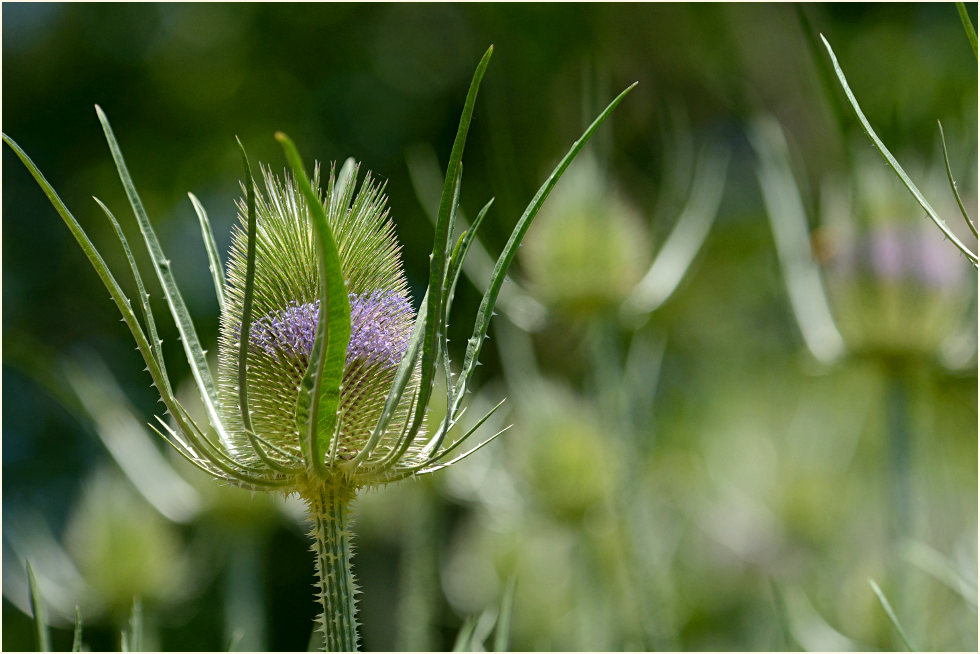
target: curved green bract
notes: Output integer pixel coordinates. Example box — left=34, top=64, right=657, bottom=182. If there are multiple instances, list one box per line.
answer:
left=93, top=196, right=172, bottom=396
left=94, top=106, right=239, bottom=449
left=188, top=192, right=227, bottom=312
left=454, top=82, right=639, bottom=411
left=820, top=35, right=978, bottom=266
left=276, top=132, right=352, bottom=476
left=413, top=45, right=494, bottom=436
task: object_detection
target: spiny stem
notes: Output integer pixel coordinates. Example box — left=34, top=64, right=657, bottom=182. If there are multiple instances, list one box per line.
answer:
left=304, top=481, right=359, bottom=652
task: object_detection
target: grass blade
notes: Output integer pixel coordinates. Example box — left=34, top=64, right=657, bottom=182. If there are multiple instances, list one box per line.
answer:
left=188, top=192, right=227, bottom=310
left=937, top=120, right=977, bottom=237
left=94, top=105, right=238, bottom=447
left=819, top=36, right=978, bottom=266
left=26, top=561, right=51, bottom=652
left=455, top=81, right=638, bottom=406
left=956, top=2, right=978, bottom=59
left=868, top=578, right=917, bottom=651
left=413, top=45, right=494, bottom=436
left=276, top=132, right=351, bottom=474
left=72, top=606, right=83, bottom=652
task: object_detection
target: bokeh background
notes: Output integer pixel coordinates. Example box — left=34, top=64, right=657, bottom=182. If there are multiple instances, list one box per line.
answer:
left=3, top=3, right=977, bottom=651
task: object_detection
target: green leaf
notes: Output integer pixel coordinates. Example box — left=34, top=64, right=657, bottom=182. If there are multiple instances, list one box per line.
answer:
left=819, top=36, right=978, bottom=266
left=94, top=106, right=239, bottom=447
left=276, top=132, right=352, bottom=475
left=413, top=45, right=494, bottom=436
left=956, top=2, right=978, bottom=59
left=937, top=120, right=977, bottom=238
left=93, top=196, right=172, bottom=396
left=454, top=81, right=638, bottom=409
left=868, top=578, right=917, bottom=651
left=26, top=561, right=50, bottom=652
left=188, top=192, right=227, bottom=311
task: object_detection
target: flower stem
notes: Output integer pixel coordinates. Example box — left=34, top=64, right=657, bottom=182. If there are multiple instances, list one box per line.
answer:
left=304, top=480, right=359, bottom=652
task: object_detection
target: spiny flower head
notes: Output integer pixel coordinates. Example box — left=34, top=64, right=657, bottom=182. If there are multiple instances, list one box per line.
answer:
left=217, top=163, right=429, bottom=483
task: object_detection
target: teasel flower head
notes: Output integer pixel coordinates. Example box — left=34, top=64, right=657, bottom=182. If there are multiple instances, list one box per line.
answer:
left=213, top=162, right=434, bottom=489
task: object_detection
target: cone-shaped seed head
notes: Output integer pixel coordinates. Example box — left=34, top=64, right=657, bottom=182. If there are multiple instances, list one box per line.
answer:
left=217, top=163, right=422, bottom=473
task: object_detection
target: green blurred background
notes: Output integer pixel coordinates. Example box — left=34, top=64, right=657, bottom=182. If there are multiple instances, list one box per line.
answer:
left=3, top=3, right=977, bottom=651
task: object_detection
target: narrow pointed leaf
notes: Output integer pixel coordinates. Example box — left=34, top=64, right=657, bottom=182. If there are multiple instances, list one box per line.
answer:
left=820, top=37, right=978, bottom=265
left=188, top=192, right=227, bottom=311
left=276, top=132, right=351, bottom=474
left=956, top=2, right=978, bottom=59
left=414, top=45, right=494, bottom=435
left=937, top=120, right=977, bottom=237
left=93, top=196, right=171, bottom=394
left=455, top=82, right=638, bottom=408
left=94, top=106, right=239, bottom=447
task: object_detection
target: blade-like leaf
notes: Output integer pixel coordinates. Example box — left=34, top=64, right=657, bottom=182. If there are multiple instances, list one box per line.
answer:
left=93, top=196, right=172, bottom=395
left=956, top=2, right=978, bottom=59
left=188, top=192, right=227, bottom=311
left=406, top=144, right=546, bottom=332
left=27, top=561, right=51, bottom=652
left=413, top=45, right=494, bottom=435
left=276, top=132, right=351, bottom=474
left=454, top=82, right=638, bottom=410
left=868, top=578, right=917, bottom=651
left=94, top=106, right=240, bottom=448
left=937, top=120, right=977, bottom=238
left=819, top=36, right=978, bottom=265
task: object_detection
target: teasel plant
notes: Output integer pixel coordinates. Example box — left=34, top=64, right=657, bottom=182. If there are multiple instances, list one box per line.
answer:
left=3, top=46, right=635, bottom=650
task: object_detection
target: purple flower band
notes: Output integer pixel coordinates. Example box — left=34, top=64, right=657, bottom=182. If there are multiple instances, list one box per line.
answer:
left=246, top=291, right=414, bottom=368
